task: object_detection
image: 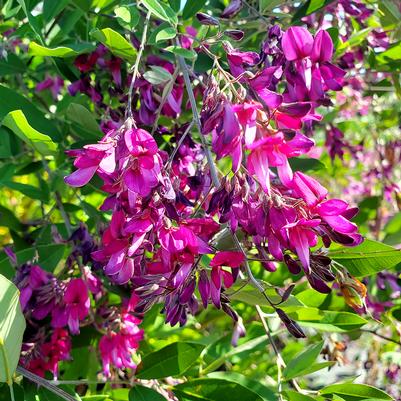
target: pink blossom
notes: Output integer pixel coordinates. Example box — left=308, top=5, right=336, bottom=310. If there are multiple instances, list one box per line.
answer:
left=52, top=278, right=90, bottom=335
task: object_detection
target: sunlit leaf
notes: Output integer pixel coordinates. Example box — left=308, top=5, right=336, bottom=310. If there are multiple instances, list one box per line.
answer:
left=0, top=274, right=25, bottom=384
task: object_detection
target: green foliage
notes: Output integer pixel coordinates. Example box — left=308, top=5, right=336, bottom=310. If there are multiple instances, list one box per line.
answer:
left=0, top=275, right=25, bottom=384
left=329, top=239, right=401, bottom=276
left=136, top=342, right=204, bottom=379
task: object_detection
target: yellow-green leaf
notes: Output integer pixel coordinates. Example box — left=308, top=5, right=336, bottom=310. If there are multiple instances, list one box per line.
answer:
left=91, top=28, right=136, bottom=62
left=0, top=274, right=26, bottom=384
left=28, top=41, right=95, bottom=57
left=2, top=110, right=57, bottom=156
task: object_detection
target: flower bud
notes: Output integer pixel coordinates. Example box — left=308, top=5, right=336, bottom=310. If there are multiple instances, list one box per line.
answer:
left=221, top=0, right=242, bottom=18
left=338, top=274, right=367, bottom=312
left=224, top=29, right=244, bottom=41
left=276, top=308, right=306, bottom=338
left=196, top=12, right=220, bottom=26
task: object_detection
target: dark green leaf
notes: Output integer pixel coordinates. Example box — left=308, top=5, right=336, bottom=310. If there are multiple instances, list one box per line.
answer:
left=16, top=0, right=43, bottom=42
left=283, top=390, right=317, bottom=401
left=182, top=0, right=207, bottom=19
left=288, top=158, right=327, bottom=173
left=129, top=385, right=167, bottom=401
left=206, top=372, right=276, bottom=401
left=0, top=53, right=26, bottom=77
left=66, top=103, right=102, bottom=138
left=283, top=341, right=324, bottom=380
left=0, top=85, right=61, bottom=142
left=293, top=0, right=336, bottom=21
left=175, top=378, right=264, bottom=401
left=136, top=342, right=204, bottom=379
left=43, top=0, right=71, bottom=22
left=3, top=181, right=49, bottom=202
left=0, top=206, right=23, bottom=232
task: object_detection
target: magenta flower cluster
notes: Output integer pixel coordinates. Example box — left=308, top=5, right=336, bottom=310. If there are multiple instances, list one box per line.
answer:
left=64, top=25, right=363, bottom=333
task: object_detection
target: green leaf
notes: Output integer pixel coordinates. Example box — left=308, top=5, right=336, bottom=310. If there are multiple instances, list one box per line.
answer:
left=16, top=0, right=43, bottom=42
left=285, top=307, right=368, bottom=332
left=206, top=372, right=276, bottom=401
left=182, top=0, right=207, bottom=19
left=283, top=341, right=324, bottom=380
left=155, top=26, right=177, bottom=42
left=0, top=206, right=23, bottom=232
left=0, top=274, right=26, bottom=384
left=143, top=66, right=173, bottom=85
left=12, top=244, right=68, bottom=273
left=66, top=103, right=102, bottom=138
left=2, top=110, right=57, bottom=156
left=141, top=0, right=178, bottom=25
left=229, top=281, right=303, bottom=310
left=320, top=384, right=393, bottom=400
left=288, top=158, right=327, bottom=173
left=43, top=0, right=71, bottom=21
left=3, top=181, right=49, bottom=202
left=115, top=6, right=140, bottom=30
left=293, top=0, right=336, bottom=21
left=175, top=378, right=265, bottom=401
left=375, top=41, right=401, bottom=70
left=28, top=42, right=95, bottom=58
left=136, top=342, right=204, bottom=379
left=329, top=239, right=401, bottom=277
left=91, top=28, right=137, bottom=62
left=0, top=85, right=61, bottom=142
left=129, top=385, right=167, bottom=401
left=283, top=390, right=317, bottom=401
left=165, top=46, right=197, bottom=59
left=0, top=54, right=26, bottom=77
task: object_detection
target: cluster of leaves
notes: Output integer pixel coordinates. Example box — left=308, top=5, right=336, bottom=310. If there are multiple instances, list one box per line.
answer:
left=0, top=0, right=401, bottom=401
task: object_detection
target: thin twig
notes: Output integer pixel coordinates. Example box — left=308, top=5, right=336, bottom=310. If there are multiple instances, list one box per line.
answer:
left=361, top=329, right=401, bottom=346
left=177, top=54, right=220, bottom=188
left=165, top=121, right=194, bottom=167
left=256, top=305, right=285, bottom=401
left=127, top=10, right=152, bottom=119
left=17, top=366, right=78, bottom=401
left=42, top=160, right=73, bottom=236
left=151, top=67, right=179, bottom=134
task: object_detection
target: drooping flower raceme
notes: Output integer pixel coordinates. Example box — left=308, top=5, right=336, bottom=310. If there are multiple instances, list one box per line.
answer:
left=64, top=24, right=364, bottom=339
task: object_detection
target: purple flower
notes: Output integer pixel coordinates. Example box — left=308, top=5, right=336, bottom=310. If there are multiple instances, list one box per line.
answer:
left=52, top=278, right=90, bottom=335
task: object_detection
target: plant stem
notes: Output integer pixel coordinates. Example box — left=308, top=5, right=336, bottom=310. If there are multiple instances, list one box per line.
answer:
left=165, top=121, right=194, bottom=167
left=127, top=10, right=152, bottom=119
left=16, top=366, right=78, bottom=401
left=9, top=384, right=15, bottom=401
left=42, top=160, right=73, bottom=236
left=177, top=55, right=220, bottom=188
left=256, top=305, right=285, bottom=401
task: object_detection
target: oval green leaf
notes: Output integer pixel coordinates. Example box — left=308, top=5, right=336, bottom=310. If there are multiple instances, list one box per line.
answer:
left=329, top=239, right=401, bottom=277
left=28, top=42, right=95, bottom=58
left=129, top=385, right=167, bottom=401
left=0, top=274, right=26, bottom=384
left=2, top=110, right=57, bottom=156
left=320, top=383, right=393, bottom=400
left=136, top=342, right=204, bottom=379
left=91, top=28, right=136, bottom=62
